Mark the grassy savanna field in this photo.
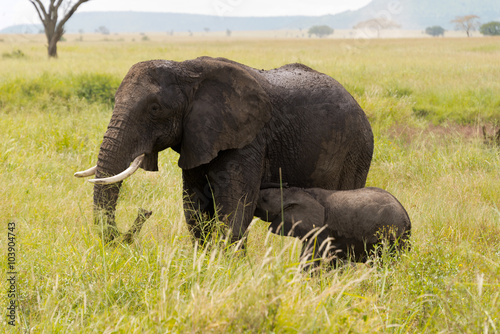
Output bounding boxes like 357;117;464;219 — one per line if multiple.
0;34;499;332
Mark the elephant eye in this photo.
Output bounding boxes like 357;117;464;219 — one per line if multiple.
150;103;161;113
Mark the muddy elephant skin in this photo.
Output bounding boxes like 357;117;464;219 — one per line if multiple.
255;187;411;264
77;57;374;243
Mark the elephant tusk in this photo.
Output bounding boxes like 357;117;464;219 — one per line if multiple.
88;154;145;185
74;165;97;178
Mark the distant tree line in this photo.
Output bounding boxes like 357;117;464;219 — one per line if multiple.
425;15;500;37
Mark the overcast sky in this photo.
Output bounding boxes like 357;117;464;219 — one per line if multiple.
0;0;372;30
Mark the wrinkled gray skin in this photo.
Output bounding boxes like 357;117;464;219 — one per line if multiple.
91;56;373;243
255;187;411;264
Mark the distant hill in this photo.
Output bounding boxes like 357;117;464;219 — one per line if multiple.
324;0;500;30
2;0;499;34
2;13;314;34
1;24;43;34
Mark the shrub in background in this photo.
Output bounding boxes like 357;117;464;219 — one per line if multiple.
480;21;500;35
425;26;445;37
308;25;334;38
0;73;120;110
2;49;26;59
74;73;120;106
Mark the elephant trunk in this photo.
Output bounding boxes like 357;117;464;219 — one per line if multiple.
93;182;121;241
92;112;135;242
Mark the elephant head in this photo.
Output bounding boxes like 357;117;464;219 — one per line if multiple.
255;188;326;238
75;57;271;242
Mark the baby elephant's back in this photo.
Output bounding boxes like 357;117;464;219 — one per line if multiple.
310;187;411;243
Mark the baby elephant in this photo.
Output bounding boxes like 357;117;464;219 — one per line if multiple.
255;187;411;265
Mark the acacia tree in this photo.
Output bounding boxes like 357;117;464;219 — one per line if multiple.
353;18;401;38
451;15;480;37
29;0;90;58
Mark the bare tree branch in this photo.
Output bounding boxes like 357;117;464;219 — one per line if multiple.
27;0;91;57
49;0;60;21
29;0;48;24
57;0;89;33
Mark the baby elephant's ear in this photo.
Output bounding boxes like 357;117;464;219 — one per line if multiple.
179;58;272;169
276;190;325;237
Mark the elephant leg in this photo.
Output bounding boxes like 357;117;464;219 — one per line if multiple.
206;147;264;244
182;168;218;243
337;146;372;190
181;146;264;245
217;191;258;244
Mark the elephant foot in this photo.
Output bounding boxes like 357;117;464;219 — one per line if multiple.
95;219;121;244
98;208;153;244
98;208;152;244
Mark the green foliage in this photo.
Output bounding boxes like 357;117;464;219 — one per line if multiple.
0;72;120;110
2;49;26;59
411;87;500;124
74;73;120;105
308;25;334;38
480;21;500;35
425;25;445;36
386;84;413;98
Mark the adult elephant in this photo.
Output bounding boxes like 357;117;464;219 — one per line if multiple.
75;57;373;244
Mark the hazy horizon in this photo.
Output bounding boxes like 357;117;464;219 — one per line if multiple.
0;0;372;31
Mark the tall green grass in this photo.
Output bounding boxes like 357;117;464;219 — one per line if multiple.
0;72;119;112
0;36;499;332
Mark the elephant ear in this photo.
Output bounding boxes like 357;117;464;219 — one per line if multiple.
178;58;272;169
275;190;326;238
